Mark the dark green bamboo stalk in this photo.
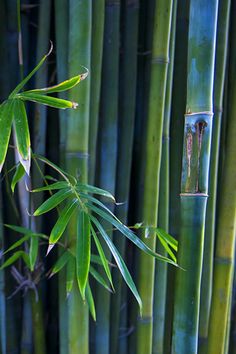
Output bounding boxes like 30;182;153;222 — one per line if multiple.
88;0;105;185
152;1;177;352
55;2;69;353
66;1;91;353
171;1;219;353
0;188;6;354
198;0;231;351
109;1;139;353
136;1;173;353
94;1;120;353
207;5;236;350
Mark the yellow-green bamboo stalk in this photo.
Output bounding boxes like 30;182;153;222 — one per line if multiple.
136;1;173;353
171;1;219;353
66;1;91;353
198;0;231;351
207;5;236;350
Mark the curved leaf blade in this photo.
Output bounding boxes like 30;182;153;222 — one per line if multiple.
76;183;115;202
11;163;25;193
17;92;78;110
89;266;112;293
31;181;69;193
0;100;14;172
29;237;39;271
85;283;96;321
33;188;72;216
50;251;71;277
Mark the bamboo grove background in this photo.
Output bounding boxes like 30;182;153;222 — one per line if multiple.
0;0;235;353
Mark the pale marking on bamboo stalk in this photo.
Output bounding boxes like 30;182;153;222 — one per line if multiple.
196;120;207;191
65;152;89;159
151;57;170;64
186;128;193;178
214;257;233;264
180;193;208;197
185;111;213;116
18;31;23;66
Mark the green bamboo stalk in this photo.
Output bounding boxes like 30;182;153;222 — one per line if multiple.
94;1;120;353
30;291;46;354
66;1;91;353
109;1;139;353
0;188;6;354
207;5;236;350
152;1;177;353
171;1;219;353
54;2;69;353
198;0;231;351
88;0;105;185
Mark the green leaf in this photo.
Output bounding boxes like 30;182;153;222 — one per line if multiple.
0;251;30;270
88;203;177;267
90;216;142;313
155;227;178;251
49;200;78;245
50;251;71;277
85;283;96;321
33;188;72;216
13;99;31;174
66;257;75;297
25;71;88;94
29;237;39;271
17;92;78;110
31;181;69;192
9;43;53;98
11;163;25;193
0;100;14;172
91;227;114;291
3;233;43;255
76;183;115;202
80;193;119;222
89;266;112;293
76;210;91;300
4;224;48;239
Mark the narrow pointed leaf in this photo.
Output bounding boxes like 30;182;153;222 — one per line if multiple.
76;183;115;201
76;210;91;299
11;163;25;193
0;251;30;270
155;227;178;251
90;216;142;313
13;99;31;174
0;100;14;172
17;92;78;110
50;251;71;277
29;237;39;271
33;188;72;216
157;236;177;262
4;224;48;239
49;200;78;244
3;233;43;255
31;181;69;192
91;226;114;290
25;71;88;94
85;283;96;321
89;266;112;293
9;43;53;98
88;203;177;266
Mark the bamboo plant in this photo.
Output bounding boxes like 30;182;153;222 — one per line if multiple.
171;0;219;353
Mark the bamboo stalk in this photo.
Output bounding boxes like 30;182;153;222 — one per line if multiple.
135;1;173;353
88;0;105;185
171;1;219;353
0;188;6;354
198;0;231;351
94;1;120;353
152;1;177;353
207;3;236;350
66;1;92;353
109;1;139;353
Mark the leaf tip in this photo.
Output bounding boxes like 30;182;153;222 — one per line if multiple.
46;243;54;256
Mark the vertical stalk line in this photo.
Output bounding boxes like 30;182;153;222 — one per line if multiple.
207;2;236;351
152;1;177;353
109;1;139;353
171;1;219;353
94;1;120;353
66;1;91;353
0;189;6;354
54;1;69;353
136;1;173;354
88;0;105;185
198;0;231;351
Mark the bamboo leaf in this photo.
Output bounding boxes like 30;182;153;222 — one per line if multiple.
66;256;75;297
76;183;115;202
31;181;69;192
49;200;78;244
9;43;53;98
76;210;91;299
11;163;25;193
17;92;78;110
91;227;114;290
85;283;96;321
0;100;14;172
90;216;142;313
33;188;72;216
13;99;31;174
50;251;71;277
89;265;112;293
88;203;178;266
29;237;39;271
4;224;48;239
0;251;30;270
25;71;88;94
154;227;178;251
3;235;30;254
